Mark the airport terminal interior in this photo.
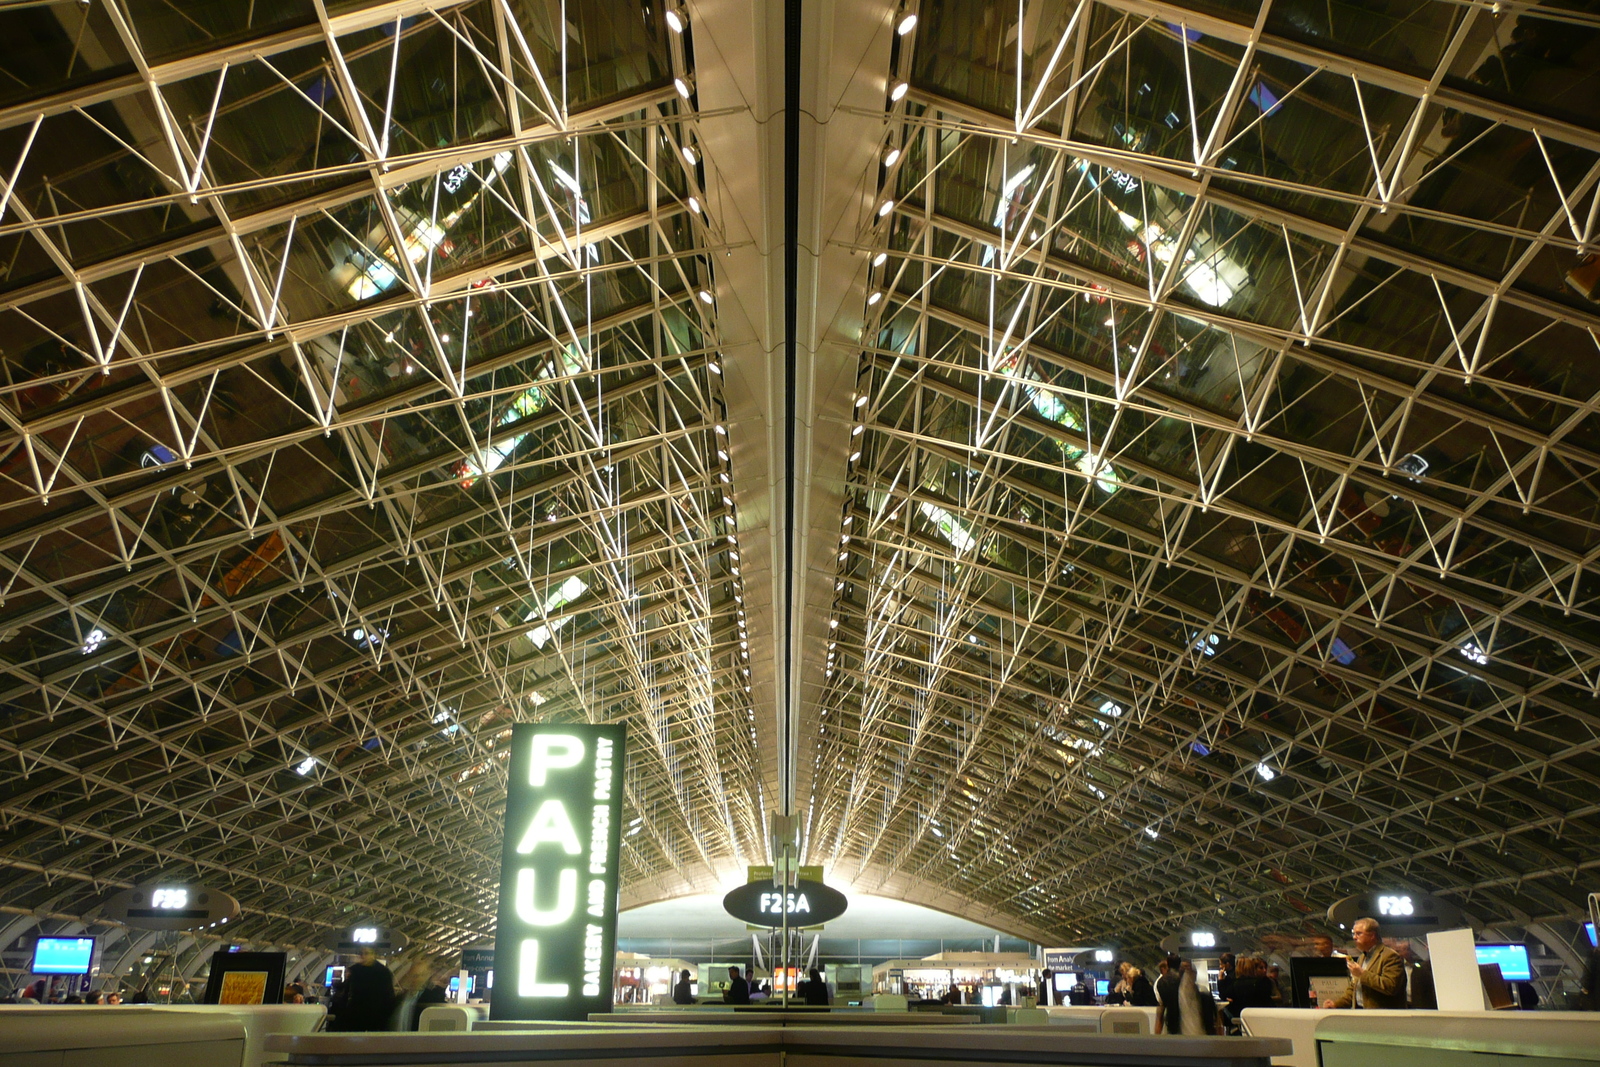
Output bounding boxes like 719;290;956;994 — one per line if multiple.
0;0;1599;1063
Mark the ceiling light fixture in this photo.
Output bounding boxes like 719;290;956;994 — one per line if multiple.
674;77;692;99
878;200;895;217
890;81;909;102
897;13;918;34
666;9;685;32
884;147;901;166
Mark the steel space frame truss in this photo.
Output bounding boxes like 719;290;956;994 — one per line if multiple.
809;0;1600;948
0;0;762;960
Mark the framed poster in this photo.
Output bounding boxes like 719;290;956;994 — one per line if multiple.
1288;956;1351;1008
203;950;285;1006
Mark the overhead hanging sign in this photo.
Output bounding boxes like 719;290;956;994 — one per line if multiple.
492;723;626;1021
101;885;239;930
1327;889;1469;936
1160;930;1235;955
723;879;847;926
323;923;409;956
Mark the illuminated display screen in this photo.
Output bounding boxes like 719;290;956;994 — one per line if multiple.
492;723;626;1021
33;937;95;975
1586;922;1597;948
1474;943;1531;982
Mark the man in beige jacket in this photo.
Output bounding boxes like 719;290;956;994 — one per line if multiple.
1322;917;1407;1009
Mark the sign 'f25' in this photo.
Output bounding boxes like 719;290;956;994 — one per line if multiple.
493;723;626;1020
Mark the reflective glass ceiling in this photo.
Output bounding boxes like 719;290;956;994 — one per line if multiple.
0;0;761;954
0;0;1598;977
813;0;1600;951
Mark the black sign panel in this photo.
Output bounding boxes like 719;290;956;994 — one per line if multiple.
1326;889;1468;936
492;723;625;1021
722;879;848;926
101;885;239;931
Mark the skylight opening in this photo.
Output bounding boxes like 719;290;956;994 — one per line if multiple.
524;575;589;648
918;501;977;553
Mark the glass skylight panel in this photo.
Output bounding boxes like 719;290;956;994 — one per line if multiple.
918;501;978;553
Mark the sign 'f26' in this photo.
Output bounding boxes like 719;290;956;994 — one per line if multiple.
493;723;626;1020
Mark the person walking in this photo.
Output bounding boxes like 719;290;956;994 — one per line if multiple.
333;947;395;1031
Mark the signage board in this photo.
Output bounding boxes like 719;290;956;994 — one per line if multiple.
747;864;824;885
1326;889;1469;936
1041;948;1081;970
1159;930;1234;955
101;884;240;930
492;723;626;1021
723;879;847;926
323;923;409;956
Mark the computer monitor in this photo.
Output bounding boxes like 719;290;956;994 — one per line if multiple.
1586;922;1597;948
31;937;94;975
325;964;346;986
1053;972;1073;991
1096;979;1110;996
1474;943;1531;982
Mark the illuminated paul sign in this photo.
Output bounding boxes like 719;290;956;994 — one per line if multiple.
493;723;625;1021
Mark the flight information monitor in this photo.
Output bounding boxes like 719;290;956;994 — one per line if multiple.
1474;943;1531;982
32;937;95;975
1096;979;1110;996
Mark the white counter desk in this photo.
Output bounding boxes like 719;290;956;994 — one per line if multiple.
1242;1008;1600;1067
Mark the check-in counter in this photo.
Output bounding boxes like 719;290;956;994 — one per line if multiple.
585;1010;977;1025
1242;1008;1600;1067
0;1007;247;1067
161;1003;325;1067
266;1022;1291;1067
417;1004;490;1032
1042;1006;1158;1033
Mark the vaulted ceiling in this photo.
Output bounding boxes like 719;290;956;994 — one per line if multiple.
0;0;1597;972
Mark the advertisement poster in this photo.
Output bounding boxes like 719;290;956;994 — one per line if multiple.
218;970;268;1005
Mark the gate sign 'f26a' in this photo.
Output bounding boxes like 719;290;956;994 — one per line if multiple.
493;723;626;1021
722;879;848;926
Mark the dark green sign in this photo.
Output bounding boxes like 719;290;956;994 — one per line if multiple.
492;723;626;1020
